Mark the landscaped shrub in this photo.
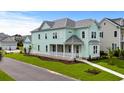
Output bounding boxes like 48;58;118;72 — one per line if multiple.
85;68;101;75
100;51;108;58
113;49;120;57
119;50;124;59
88;55;92;61
16;46;18;49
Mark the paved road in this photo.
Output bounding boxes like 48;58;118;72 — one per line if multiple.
0;58;76;81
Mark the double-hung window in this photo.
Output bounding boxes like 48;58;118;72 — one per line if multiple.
100;32;103;38
93;46;97;54
91;32;96;38
38;45;40;51
53;32;57;39
114;31;117;37
82;31;85;38
45;33;47;39
38;34;40;39
46;45;48;52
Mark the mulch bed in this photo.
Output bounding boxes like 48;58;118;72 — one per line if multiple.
85;69;101;75
24;54;82;64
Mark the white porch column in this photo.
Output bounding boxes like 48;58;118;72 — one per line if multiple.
63;44;65;57
56;44;57;56
71;44;74;58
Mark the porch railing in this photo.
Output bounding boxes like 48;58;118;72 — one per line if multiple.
49;52;79;58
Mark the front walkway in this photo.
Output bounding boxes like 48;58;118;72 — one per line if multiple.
0;57;76;81
76;59;124;79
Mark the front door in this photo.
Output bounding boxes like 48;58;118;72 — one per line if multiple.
75;45;79;58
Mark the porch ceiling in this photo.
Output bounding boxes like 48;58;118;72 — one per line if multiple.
64;35;84;45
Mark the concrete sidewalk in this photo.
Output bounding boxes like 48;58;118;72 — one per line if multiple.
0;57;76;81
77;59;124;79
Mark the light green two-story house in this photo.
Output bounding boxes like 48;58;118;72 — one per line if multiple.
31;18;100;60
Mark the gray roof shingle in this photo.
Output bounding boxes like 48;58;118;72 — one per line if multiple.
31;18;97;33
65;35;84;44
1;36;17;43
0;33;9;41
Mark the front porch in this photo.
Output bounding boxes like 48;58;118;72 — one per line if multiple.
49;35;84;59
49;44;81;58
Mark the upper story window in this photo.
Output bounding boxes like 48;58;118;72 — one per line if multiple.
82;31;85;38
114;31;117;37
45;33;47;39
104;22;106;25
53;32;57;39
91;32;96;38
100;32;103;38
38;34;40;39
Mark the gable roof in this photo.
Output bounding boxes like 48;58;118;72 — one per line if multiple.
23;35;31;42
100;18;124;27
1;36;17;43
0;33;9;41
65;35;84;44
31;18;97;33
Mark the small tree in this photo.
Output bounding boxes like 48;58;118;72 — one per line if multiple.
108;48;114;65
24;48;27;54
0;47;3;61
28;45;32;54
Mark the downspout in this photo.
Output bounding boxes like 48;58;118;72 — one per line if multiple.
118;26;121;49
118;19;122;49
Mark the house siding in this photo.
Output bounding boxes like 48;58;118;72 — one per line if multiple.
31;19;100;59
100;19;120;52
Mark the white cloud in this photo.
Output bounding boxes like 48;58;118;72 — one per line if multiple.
0;12;41;35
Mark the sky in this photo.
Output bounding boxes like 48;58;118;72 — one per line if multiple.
0;11;124;35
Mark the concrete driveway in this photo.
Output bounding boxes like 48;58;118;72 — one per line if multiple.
0;58;76;81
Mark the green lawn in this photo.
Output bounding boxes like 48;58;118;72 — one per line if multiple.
94;58;124;74
5;54;122;81
0;69;14;81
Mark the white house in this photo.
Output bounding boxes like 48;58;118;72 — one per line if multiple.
1;36;17;50
23;35;31;51
100;18;124;52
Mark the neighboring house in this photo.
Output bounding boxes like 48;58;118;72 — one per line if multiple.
31;18;100;60
100;18;124;52
23;35;31;50
0;33;9;48
1;36;17;50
